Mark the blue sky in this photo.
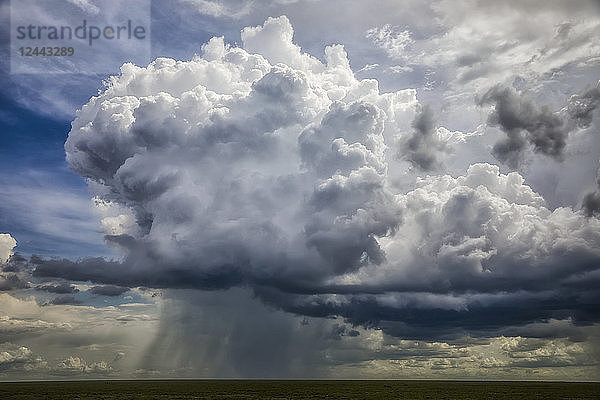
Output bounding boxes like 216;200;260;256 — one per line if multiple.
0;84;103;257
0;0;217;258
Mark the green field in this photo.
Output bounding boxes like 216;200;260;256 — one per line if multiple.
0;380;598;399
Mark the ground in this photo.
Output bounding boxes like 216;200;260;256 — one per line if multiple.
1;380;599;399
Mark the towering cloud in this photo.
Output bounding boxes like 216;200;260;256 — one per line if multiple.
63;16;410;292
51;17;600;337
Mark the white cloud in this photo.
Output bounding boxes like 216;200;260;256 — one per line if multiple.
52;356;112;375
366;0;600;93
65;0;100;15
0;343;47;373
241;16;324;72
372;163;600;289
179;0;254;19
366;24;413;61
63;15;416;289
0;233;16;264
0;315;71;335
356;64;379;74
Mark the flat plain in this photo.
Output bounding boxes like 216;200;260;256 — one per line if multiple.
0;380;598;399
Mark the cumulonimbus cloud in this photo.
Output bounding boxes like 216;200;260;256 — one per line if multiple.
34;16;600;337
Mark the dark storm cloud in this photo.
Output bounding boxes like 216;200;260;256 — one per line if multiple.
253;283;600;341
29;239;600;340
45;295;82;305
325;323;360;341
398;105;446;171
477;85;567;168
0;252;30;291
2;253;28;272
89;284;129;297
32;251;244;290
582;191;600;217
0;273;29;291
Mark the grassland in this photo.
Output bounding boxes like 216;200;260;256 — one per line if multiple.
0;379;598;399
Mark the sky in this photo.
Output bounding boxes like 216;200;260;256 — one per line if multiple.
0;0;600;380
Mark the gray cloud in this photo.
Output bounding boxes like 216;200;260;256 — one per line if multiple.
582;166;600;218
0;251;30;291
374;0;600;94
398;105;446;171
89;285;129;297
45;295;82;306
0;274;29;291
33;255;244;290
568;83;600;129
325;323;361;341
37;282;79;294
0;343;47;373
477;85;568;168
478;84;600;169
582;191;600;218
1;252;27;272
